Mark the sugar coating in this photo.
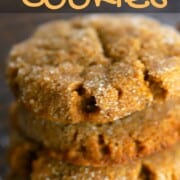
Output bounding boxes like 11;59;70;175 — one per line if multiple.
14;99;180;166
6;15;180;124
8;133;180;180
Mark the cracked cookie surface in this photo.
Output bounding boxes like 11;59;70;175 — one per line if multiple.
8;132;180;180
7;15;180;124
12;99;180;166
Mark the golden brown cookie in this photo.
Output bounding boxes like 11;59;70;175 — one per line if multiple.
13;99;180;166
31;144;180;180
8;133;180;180
7;15;180;124
8;132;39;180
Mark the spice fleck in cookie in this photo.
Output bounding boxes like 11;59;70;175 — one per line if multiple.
13;99;180;166
7;15;180;124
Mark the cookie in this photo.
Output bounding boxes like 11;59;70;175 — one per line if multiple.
8;132;39;180
8;133;180;180
6;15;180;124
13;99;180;166
31;144;180;180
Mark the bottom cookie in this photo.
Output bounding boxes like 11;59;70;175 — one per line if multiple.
15;99;180;166
8;133;180;180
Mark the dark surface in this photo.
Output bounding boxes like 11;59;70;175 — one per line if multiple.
0;13;179;179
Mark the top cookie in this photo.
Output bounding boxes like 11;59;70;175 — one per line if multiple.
7;15;180;124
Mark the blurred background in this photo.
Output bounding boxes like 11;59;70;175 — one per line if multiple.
0;13;179;178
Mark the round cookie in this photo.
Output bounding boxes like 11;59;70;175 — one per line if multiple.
8;133;180;180
7;15;180;124
14;99;180;166
31;144;180;180
8;132;39;180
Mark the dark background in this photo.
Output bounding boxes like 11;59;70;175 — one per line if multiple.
0;0;179;12
0;13;180;178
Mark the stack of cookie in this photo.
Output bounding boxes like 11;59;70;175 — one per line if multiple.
7;15;180;179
